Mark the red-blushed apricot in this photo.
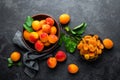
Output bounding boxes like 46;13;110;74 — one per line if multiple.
68;64;79;74
42;24;51;33
35;40;44;52
23;30;30;40
10;51;21;62
50;26;57;35
48;34;58;44
103;38;114;49
29;32;39;43
45;17;54;26
47;57;57;69
40;32;48;42
55;50;67;62
32;20;41;31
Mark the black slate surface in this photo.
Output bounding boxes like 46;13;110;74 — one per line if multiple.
0;0;120;80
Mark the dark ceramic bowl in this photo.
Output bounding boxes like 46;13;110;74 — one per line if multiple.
22;14;60;53
79;34;104;61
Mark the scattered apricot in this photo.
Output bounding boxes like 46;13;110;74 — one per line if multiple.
10;51;21;62
55;50;67;62
48;34;58;44
23;30;30;40
59;13;70;24
103;38;114;49
32;20;41;31
47;57;57;69
68;64;79;74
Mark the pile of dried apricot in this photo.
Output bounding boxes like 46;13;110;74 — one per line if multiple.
77;34;104;60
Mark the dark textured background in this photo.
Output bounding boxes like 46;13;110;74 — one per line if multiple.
0;0;120;80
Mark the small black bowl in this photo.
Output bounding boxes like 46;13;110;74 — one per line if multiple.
79;34;104;61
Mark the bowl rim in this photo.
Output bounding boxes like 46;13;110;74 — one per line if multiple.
22;13;60;53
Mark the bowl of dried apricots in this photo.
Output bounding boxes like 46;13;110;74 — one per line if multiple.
77;34;104;61
22;14;60;53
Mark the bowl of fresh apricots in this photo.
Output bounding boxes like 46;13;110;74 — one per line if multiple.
77;34;104;61
23;14;60;53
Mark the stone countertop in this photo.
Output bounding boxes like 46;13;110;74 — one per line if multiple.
0;0;120;80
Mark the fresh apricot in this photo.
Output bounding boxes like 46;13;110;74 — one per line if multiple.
35;40;44;52
40;32;48;42
29;32;39;43
55;50;67;62
48;34;58;44
68;64;79;74
10;51;21;62
32;20;41;31
50;26;57;35
59;13;70;24
39;20;46;28
44;41;51;47
37;29;43;36
103;38;114;49
23;30;30;40
45;17;54;26
42;24;51;33
47;57;57;69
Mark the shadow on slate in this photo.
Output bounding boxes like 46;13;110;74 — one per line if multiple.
13;30;54;78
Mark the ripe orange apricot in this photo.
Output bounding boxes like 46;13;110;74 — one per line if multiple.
68;64;79;74
47;57;57;69
37;29;43;37
48;34;58;44
40;32;48;42
23;30;30;40
29;32;39;43
39;20;46;28
10;51;21;62
103;38;114;49
50;26;57;35
42;24;51;33
59;13;70;24
44;41;51;47
32;20;41;31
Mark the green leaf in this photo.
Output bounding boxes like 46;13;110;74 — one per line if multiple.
8;58;13;64
70;30;76;35
64;26;71;32
23;24;34;32
58;33;65;46
73;22;84;30
25;16;34;27
73;23;87;35
17;62;22;66
8;63;13;67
